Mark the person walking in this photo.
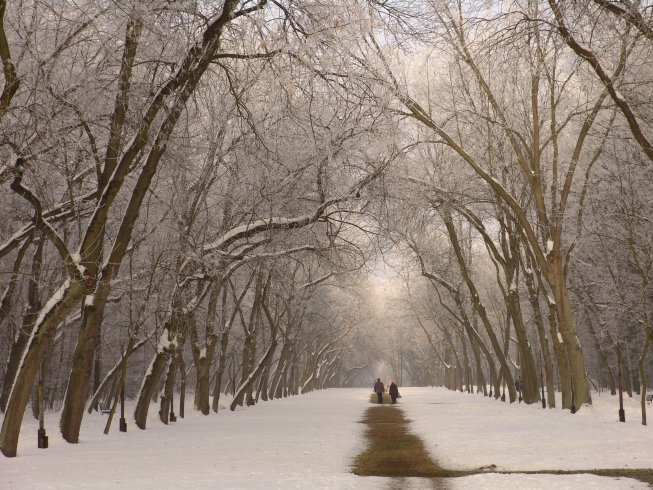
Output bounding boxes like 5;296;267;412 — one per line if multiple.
388;381;400;404
373;378;384;404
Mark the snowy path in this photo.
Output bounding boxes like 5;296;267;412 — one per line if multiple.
1;387;651;489
400;387;652;489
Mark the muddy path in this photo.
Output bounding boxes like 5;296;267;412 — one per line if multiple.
353;395;653;487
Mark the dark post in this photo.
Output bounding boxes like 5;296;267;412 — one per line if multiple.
179;355;186;418
37;361;48;449
516;354;522;403
93;346;101;410
618;345;625;422
119;382;127;432
179;389;185;419
169;390;177;422
540;363;546;409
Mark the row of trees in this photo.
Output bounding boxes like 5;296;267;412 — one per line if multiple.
359;0;652;423
0;0;651;458
0;0;396;457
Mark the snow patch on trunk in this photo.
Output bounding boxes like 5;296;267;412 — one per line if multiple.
8;279;71;403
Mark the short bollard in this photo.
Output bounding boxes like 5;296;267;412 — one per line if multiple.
119;383;127;432
37;361;48;449
37;428;48;449
169;391;177;422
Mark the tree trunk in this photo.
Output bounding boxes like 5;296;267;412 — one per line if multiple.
1;280;84;457
194;355;210;415
87;338;144;413
442;211;517;402
524;266;556;407
548;297;572;408
134;349;169;430
179;353;186;418
471;337;486;395
133;321;183;431
159;354;179;425
548;255;591;409
270;342;291;399
233;274;264;408
60;281;110;443
0;239;42;413
507;288;540;404
459;330;472;393
245;325;259;407
211;333;230;412
230;337;277;411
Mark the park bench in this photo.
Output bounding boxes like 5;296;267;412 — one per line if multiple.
646;393;653;404
99;399;113;415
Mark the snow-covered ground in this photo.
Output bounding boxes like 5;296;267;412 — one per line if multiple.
1;387;650;489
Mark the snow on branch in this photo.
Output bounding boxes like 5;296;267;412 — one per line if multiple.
203;196;349;254
0;186;98;261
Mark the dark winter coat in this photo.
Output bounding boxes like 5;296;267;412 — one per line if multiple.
389;383;399;398
374;380;384;393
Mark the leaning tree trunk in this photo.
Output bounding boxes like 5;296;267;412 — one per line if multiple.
430;273;498;397
59;13;146;443
230;336;277;411
442;211;517;402
269;342;291;399
87;338;145;413
134;352;168;430
134;327;178;430
255;365;270;403
1;280;85;457
0;238;41;413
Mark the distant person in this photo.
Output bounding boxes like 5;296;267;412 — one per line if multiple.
388;381;400;404
373;378;384;404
